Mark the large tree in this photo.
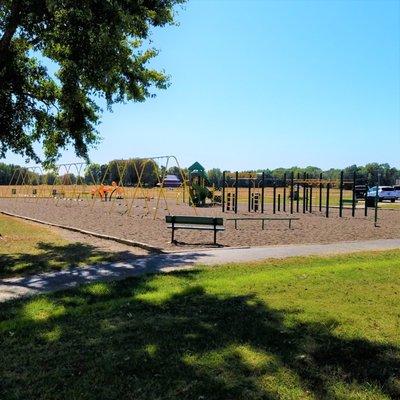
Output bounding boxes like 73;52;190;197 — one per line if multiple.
0;0;183;165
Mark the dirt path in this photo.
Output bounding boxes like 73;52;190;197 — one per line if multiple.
1;238;399;303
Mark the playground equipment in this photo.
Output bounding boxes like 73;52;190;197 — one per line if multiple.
3;155;196;219
6;163;89;204
91;181;124;201
226;192;236;211
221;172;271;214
2;160;385;225
188;161;212;207
251;192;260;212
220;170;380;221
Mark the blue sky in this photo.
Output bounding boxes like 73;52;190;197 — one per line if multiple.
6;0;400;170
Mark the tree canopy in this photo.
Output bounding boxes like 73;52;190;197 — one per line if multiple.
0;0;183;165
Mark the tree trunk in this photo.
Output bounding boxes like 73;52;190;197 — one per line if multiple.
0;1;22;68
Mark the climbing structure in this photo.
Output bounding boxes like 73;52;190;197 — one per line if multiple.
187;161;212;206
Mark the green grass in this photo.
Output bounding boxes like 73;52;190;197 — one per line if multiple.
0;214;117;278
1;251;399;399
378;202;400;210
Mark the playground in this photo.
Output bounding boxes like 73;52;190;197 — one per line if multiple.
1;158;399;251
0;197;399;250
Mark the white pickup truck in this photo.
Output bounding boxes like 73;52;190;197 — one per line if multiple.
367;186;398;202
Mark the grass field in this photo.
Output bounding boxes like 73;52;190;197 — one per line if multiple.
378;202;400;210
0;214;115;278
1;251;399;399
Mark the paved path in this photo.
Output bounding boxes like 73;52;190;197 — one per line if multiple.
1;238;399;302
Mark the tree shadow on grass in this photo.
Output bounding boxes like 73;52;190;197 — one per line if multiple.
0;241;137;278
0;274;399;400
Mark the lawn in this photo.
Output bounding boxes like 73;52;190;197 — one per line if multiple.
1;250;399;399
0;214;116;277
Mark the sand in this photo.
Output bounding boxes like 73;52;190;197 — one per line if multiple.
0;197;399;251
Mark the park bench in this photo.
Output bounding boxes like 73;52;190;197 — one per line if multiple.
166;215;225;245
226;216;299;230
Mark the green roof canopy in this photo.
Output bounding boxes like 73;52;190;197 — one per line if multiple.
188;161;209;182
188;161;205;173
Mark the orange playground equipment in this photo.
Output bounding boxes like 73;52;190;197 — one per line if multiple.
91;181;124;201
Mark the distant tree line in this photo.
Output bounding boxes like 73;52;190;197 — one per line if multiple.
1;161;399;188
206;164;400;188
1;159;189;187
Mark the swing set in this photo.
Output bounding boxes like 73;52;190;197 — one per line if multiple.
3;155;197;219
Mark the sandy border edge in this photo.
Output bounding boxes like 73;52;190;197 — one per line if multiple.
0;210;164;254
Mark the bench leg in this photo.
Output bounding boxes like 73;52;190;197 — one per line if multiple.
171;226;175;243
214;226;217;245
289;220;292;229
262;220;265;230
235;220;238;230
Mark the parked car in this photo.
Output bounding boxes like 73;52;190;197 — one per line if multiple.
367;186;397;202
394;186;400;199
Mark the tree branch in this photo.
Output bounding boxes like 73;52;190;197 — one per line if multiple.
23;90;60;112
0;0;22;54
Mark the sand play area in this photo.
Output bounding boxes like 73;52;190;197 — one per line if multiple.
1;197;399;251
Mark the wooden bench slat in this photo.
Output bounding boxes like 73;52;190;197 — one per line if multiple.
166;215;223;225
167;224;225;231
